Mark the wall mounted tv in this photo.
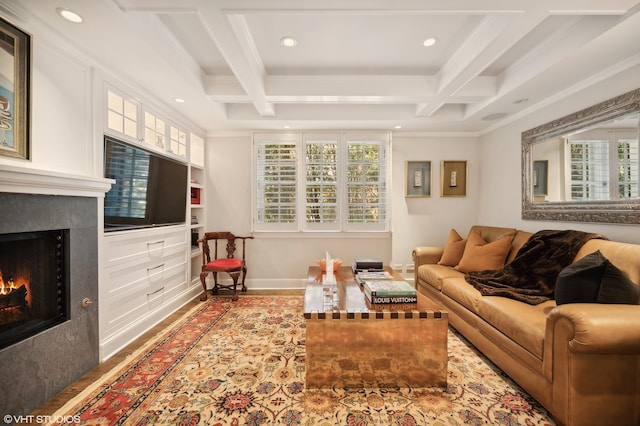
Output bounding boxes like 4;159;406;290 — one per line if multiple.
104;136;188;232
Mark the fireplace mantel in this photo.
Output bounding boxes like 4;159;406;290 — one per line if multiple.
0;165;113;198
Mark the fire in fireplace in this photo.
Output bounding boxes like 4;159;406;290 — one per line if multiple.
0;229;69;350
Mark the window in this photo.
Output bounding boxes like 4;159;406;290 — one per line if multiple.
345;139;388;229
568;130;639;200
170;125;187;158
253;132;390;232
106;88;138;140
255;134;299;230
144;111;166;149
618;137;639;198
305;134;339;228
569;139;609;200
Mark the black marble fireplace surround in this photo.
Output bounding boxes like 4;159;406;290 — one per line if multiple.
0;192;99;417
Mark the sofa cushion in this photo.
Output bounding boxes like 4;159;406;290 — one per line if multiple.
418;264;465;291
441;276;483;314
438;228;467;266
455;229;513;273
507;231;533;264
477;297;554;360
555;250;640;305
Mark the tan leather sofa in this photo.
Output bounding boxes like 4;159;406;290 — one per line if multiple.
412;225;640;426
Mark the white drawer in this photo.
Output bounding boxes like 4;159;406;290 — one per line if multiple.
101;225;189;339
102;261;188;337
104;226;187;267
103;242;187;296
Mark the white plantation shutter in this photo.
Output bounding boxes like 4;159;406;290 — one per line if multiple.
569;130;639;200
304;134;339;230
253;132;390;232
344;137;388;231
254;135;300;231
569;139;609;200
618;137;639;199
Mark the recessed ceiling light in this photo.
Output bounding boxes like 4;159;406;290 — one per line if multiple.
283;125;291;129
280;36;298;47
394;125;402;129
57;8;83;23
173;97;185;104
423;37;437;47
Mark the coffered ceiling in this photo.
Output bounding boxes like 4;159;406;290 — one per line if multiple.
7;0;640;134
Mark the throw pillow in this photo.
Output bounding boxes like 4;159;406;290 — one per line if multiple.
438;228;467;266
597;256;640;304
555;250;640;305
455;229;512;273
555;250;605;305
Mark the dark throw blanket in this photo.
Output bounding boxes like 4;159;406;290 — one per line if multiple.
465;230;606;305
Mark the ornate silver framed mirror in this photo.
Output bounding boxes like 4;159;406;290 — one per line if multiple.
522;88;640;224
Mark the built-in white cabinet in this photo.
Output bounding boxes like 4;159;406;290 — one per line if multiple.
106;87;139;141
100;84;206;361
189;133;206;287
100;225;197;359
105;85;188;161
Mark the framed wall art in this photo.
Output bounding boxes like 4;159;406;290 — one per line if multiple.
0;17;31;160
405;161;431;197
533;160;548;196
441;160;467;197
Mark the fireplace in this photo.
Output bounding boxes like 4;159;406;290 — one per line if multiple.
0;229;69;350
0;187;106;417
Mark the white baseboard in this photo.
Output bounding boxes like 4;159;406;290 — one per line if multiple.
208;277;412;290
205;277;307;291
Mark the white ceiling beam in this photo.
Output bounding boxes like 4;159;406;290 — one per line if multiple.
117;0;638;18
204;74;495;104
215;0;636;15
464;10;639;119
453;76;497;98
204;75;249;102
194;6;275;116
265;75;436;98
225;103;418;121
416;12;548;117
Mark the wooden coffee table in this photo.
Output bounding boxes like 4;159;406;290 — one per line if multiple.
304;265;448;389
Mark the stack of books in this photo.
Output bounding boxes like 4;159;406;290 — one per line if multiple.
355;269;393;285
352;257;384;273
362;279;417;305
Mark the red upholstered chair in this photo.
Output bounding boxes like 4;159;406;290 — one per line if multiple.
199;232;253;301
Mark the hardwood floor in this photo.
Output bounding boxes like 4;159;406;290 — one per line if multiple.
30;290;303;418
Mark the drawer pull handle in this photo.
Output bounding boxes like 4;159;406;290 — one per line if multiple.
147;286;165;296
147;240;165;256
147;263;165;272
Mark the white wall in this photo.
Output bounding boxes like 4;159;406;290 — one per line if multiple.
390;135;480;270
0;36;96;177
206;133;480;286
478;65;640;243
207;134;391;288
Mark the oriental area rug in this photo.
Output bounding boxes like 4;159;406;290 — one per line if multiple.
50;296;555;425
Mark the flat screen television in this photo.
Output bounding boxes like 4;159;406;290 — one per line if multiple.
104;136;188;231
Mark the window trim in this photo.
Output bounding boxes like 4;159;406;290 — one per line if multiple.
252;131;391;233
252;133;302;232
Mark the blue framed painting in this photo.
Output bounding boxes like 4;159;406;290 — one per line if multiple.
0;16;31;160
